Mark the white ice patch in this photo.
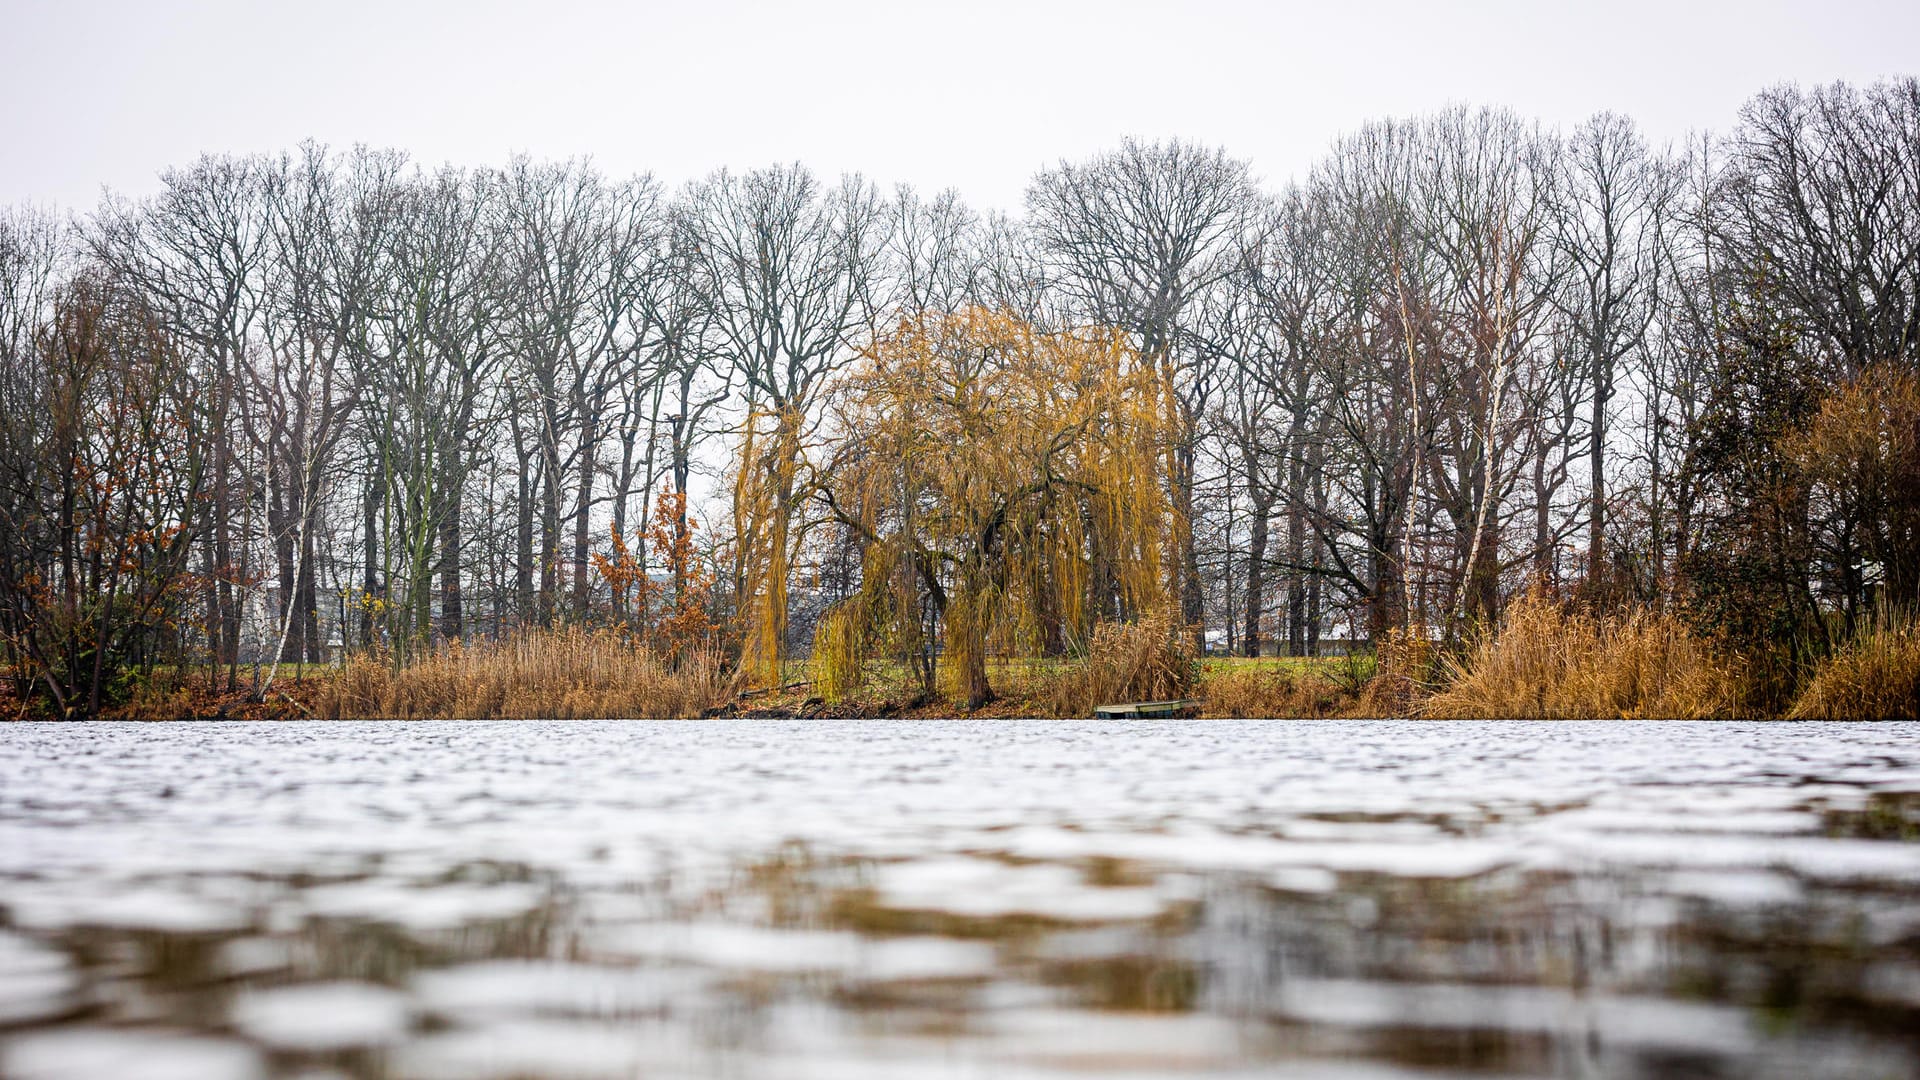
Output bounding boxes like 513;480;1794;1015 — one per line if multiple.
411;961;688;1018
2;1028;263;1080
603;923;867;972
1269;866;1341;893
7;886;250;934
1559;833;1920;883
1281;819;1447;842
982;1007;1252;1069
0;931;77;1025
229;981;411;1051
1547;808;1822;835
1268;979;1755;1054
388;1019;646;1080
871;857;1167;921
597;922;998;981
859;937;999;981
1661;869;1804;906
298;880;543;930
986;826;1519;880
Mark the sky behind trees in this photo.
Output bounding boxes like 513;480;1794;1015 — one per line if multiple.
4;0;1917;214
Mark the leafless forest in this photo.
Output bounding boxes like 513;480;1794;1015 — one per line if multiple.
2;77;1916;718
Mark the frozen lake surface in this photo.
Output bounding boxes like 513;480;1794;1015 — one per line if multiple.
2;720;1918;1079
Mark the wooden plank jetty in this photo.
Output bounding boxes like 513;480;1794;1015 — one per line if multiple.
1092;699;1194;719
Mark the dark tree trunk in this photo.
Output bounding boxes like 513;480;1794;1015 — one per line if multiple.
571;419;596;621
439;486;463;643
361;447;382;651
515;441;536;626
1242;496;1269;658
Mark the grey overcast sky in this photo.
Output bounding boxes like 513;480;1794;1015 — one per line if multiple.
3;0;1916;213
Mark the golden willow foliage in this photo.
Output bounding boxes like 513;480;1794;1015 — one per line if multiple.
1782;364;1920;608
732;405;803;688
812;308;1178;708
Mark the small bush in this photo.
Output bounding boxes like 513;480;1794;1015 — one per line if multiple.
1789;615;1920;719
1423;593;1744;719
318;628;735;719
119;667;201;721
1035;610;1195;718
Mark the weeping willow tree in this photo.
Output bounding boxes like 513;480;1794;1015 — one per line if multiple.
731;404;804;689
811;308;1178;708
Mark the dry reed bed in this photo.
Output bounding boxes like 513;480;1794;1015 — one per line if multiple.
1422;594;1745;719
1789;617;1920;719
1034;611;1196;718
311;602;1911;721
1199;665;1348;718
319;629;734;719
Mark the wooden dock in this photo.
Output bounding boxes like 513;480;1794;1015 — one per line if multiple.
1092;699;1195;719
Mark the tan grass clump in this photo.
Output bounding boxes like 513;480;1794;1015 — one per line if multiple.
319;627;735;719
1353;625;1438;718
1035;610;1196;718
1788;615;1920;719
1422;594;1743;719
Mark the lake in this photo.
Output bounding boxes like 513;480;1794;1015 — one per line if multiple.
2;720;1918;1079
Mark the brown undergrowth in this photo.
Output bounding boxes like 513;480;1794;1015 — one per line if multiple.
22;603;1906;722
0;666;332;721
1351;626;1437;718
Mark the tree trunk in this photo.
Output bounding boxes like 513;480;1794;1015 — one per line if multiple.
439;487;463;643
1588;352;1608;598
360;448;382;651
571;421;597;620
515;445;536;626
1242;495;1269;658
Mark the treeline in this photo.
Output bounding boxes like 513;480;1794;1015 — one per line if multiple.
1;77;1916;717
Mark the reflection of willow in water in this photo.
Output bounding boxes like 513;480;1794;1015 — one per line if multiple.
37;849;1920;1076
15;843;1920;1079
1197;857;1920;1076
33;860;574;1023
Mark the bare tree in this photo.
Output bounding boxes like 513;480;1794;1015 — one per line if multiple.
86;156;268;685
681;164;886;681
1028;139;1259;641
1721;79;1920;372
1555;112;1674;598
